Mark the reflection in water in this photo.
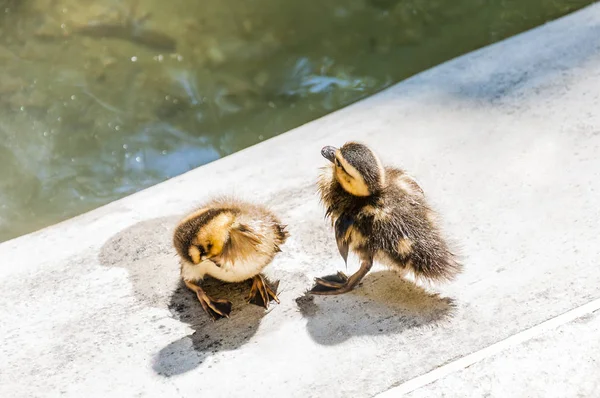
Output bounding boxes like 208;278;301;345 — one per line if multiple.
0;0;594;241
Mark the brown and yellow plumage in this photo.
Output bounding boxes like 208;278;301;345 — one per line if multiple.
310;142;462;295
173;196;288;320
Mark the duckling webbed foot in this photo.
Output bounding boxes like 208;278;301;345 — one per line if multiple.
184;280;232;321
309;258;373;295
313;271;349;289
247;275;280;309
310;272;356;295
198;294;232;321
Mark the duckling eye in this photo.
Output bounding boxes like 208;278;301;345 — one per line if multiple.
207;243;213;251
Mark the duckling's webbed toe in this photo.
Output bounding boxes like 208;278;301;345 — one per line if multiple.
309;273;349;294
309;258;373;295
313;271;349;289
247;275;280;309
184;280;232;321
200;298;233;321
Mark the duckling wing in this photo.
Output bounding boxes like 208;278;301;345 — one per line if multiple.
334;214;354;265
386;167;425;198
221;224;262;263
403;174;424;196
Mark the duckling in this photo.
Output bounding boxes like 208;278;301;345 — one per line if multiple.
173;197;289;320
309;142;462;295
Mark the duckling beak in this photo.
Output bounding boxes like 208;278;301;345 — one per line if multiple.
321;146;337;163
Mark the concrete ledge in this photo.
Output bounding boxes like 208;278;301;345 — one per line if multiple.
2;4;600;397
405;309;600;397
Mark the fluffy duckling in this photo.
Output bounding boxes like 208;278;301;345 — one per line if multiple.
309;142;461;295
173;197;288;320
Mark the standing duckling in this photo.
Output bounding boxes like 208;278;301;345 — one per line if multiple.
173;197;288;320
309;142;461;295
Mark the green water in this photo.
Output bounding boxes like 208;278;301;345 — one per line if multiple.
0;0;594;242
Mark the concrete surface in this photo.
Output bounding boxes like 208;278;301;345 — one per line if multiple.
2;4;600;398
403;307;600;397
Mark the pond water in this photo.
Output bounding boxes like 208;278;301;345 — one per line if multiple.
0;0;594;242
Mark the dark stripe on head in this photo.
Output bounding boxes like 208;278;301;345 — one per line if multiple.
173;208;225;262
340;142;383;192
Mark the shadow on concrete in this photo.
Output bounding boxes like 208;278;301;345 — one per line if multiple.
297;270;456;346
98;216;180;307
152;277;274;376
98;216;269;377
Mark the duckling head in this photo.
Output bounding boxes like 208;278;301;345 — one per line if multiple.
174;210;235;264
321;142;385;197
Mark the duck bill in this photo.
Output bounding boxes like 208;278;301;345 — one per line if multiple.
321;146;337;163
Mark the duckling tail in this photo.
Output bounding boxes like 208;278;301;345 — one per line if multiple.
276;224;290;243
410;245;463;283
